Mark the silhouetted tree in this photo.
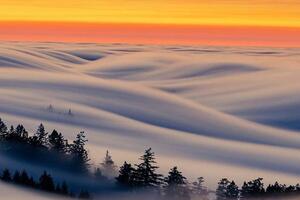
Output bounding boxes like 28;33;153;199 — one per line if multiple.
55;183;62;194
240;178;265;199
0;118;7;139
13;170;21;184
47;104;54;112
20;170;30;185
68;109;73;116
48;129;66;153
266;181;286;196
39;171;55;192
31;123;48;146
69;131;90;173
133;148;162;188
100;150;117;177
6;125;15;140
94;167;107;181
164;166;190;200
216;178;230;200
226;181;239;199
1;169;12;182
192;177;209;200
78;189;91;199
11;124;28;142
61;181;69;195
28;176;36;187
116;161;135;188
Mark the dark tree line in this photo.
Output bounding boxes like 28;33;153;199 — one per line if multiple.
116;148;207;200
1;117;300;200
0;168;90;199
0;118;90;173
216;177;300;200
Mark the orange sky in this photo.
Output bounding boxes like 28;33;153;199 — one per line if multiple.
0;0;300;47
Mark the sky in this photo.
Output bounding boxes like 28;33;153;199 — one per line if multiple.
0;0;300;47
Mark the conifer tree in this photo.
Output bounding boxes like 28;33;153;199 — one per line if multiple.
69;131;90;173
100;150;117;177
226;181;239;199
116;161;135;188
216;178;230;200
20;170;30;185
39;171;55;192
240;178;265;199
192;177;209;200
55;183;62;194
164;166;190;200
133;148;162;188
13;170;21;184
48;129;66;153
61;181;69;195
1;169;12;182
78;189;91;199
0;118;7;139
32;123;48;146
15;124;28;141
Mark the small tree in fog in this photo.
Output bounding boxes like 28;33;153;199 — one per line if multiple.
100;150;117;177
192;177;209;200
164;166;190;200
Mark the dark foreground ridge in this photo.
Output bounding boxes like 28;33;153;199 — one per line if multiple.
0;117;300;200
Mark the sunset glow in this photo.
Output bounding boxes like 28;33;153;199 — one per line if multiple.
1;0;300;46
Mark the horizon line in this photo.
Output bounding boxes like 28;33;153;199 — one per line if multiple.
1;21;300;48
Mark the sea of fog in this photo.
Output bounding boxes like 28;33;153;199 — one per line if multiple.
0;42;300;198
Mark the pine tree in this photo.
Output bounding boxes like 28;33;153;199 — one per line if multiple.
94;167;107;181
69;131;90;173
78;189;91;199
133;148;162;188
47;104;54;112
34;123;48;146
216;178;230;200
192;177;209;200
240;178;265;199
39;171;55;192
266;181;286;196
28;176;36;187
0;118;7;139
116;161;135;188
100;150;117;177
1;169;12;182
61;181;69;195
6;125;15;140
15;124;28;141
164;166;190;200
13;170;21;184
20;170;30;186
48;129;66;153
55;183;62;194
226;181;239;199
